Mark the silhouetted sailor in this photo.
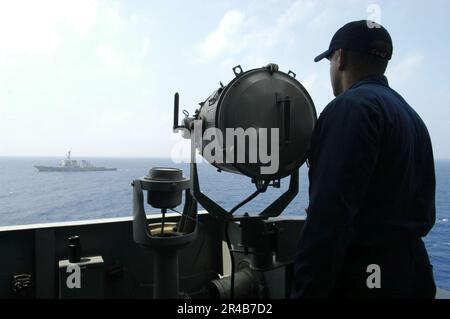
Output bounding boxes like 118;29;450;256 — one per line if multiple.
291;20;436;298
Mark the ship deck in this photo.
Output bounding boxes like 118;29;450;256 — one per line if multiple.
0;212;448;299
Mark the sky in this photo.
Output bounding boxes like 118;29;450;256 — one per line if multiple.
0;0;449;159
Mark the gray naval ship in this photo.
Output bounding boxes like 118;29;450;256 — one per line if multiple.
0;64;448;300
34;151;117;172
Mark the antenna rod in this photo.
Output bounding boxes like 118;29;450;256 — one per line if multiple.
173;93;179;131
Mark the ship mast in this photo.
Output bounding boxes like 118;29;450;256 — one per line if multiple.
67;150;71;160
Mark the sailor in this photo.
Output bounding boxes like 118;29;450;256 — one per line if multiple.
291;20;436;298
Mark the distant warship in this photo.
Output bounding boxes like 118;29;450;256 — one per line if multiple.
34;151;117;172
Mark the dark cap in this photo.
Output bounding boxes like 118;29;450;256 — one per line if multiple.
314;20;393;62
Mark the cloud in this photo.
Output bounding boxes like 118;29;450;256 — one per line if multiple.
301;72;318;93
0;1;147;74
79;108;175;157
197;0;319;66
95;35;151;76
278;0;317;27
200;10;246;61
307;8;332;30
104;5;121;28
387;51;424;85
299;71;335;112
95;44;132;74
63;0;98;37
393;51;424;70
96;45;120;70
0;0;98;60
139;36;151;59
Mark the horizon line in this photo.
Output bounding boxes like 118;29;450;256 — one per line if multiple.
1;155;450;161
0;155;174;159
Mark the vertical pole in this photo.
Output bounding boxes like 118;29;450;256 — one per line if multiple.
161;208;166;234
153;249;179;299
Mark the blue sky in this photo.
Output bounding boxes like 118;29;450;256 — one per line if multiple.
0;0;449;159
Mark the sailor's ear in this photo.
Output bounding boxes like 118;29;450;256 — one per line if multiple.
337;49;346;71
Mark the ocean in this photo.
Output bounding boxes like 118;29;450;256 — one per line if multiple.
0;157;448;291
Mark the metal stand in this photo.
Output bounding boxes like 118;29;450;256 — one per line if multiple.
190;158;299;222
132;168;197;299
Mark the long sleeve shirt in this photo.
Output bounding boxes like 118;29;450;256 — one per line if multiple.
291;75;436;298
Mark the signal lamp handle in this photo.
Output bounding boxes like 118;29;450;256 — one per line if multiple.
173;92;180;132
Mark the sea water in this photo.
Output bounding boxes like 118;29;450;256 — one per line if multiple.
0;157;448;290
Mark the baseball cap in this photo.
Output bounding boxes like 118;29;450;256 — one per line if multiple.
314;20;393;62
